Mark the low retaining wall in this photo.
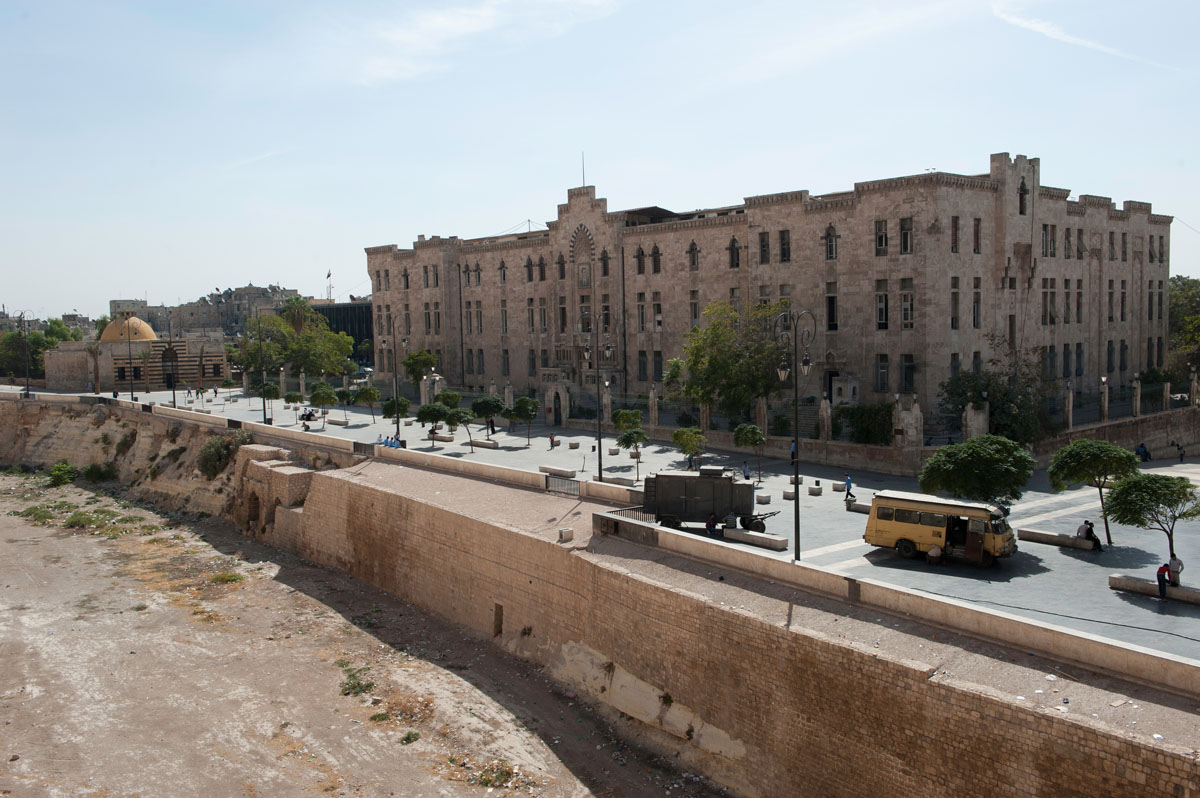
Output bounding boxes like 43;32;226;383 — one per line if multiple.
597;513;1200;699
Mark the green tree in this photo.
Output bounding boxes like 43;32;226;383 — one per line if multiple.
733;423;765;481
472;396;505;439
673;426;708;472
308;382;337;429
435;390;461;408
1048;439;1141;545
445;407;476;451
336;388;353;421
416;403;449;447
383;396;411;421
286;328;355;378
355;338;373;363
616;426;650;481
1104;473;1200;560
612;408;642;434
93;314;111;334
354;385;381;422
403;349;438;394
918;434;1034;506
44;318;82;344
503;396;540;445
260;382;281;421
278;296;323;335
284;390;303;425
664;300;788;420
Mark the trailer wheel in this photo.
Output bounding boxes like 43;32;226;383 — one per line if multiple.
660;516;680;529
749;519;766;533
896;539;917;559
739;516;751;529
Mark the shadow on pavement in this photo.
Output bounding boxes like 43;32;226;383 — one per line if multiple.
1060;544;1159;571
860;547;1051;582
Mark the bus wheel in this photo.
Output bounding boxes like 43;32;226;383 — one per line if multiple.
896;539;917;559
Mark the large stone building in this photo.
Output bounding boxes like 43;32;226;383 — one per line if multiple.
365;153;1172;420
111;283;299;338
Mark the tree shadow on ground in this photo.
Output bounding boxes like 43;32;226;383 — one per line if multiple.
1059;544;1160;571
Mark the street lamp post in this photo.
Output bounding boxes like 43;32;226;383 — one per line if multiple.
581;310;612;482
165;317;178;408
125;314;135;401
19;312;31;399
256;308;268;424
383;324;407;440
774;308;816;561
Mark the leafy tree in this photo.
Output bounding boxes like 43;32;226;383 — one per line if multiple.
435;390;461;408
445;407;476;451
503;396;540;445
307;382;337;429
1105;473;1200;559
260;382;280;420
48;460;78;486
287;328;355;378
93;314;111;333
918;434;1034;507
664;300;788;421
403;349;438;394
382;396;411;421
733;423;765;481
284;391;303;424
278;296;323;335
354;385;381;422
1169;274;1200;347
336;388;352;421
416;403;449;447
612;408;642;434
937;334;1056;445
616;427;650;481
834;402;895;445
235;313;354;380
673;426;708;472
355;338;373;363
1048;439;1141;545
472;396;505;439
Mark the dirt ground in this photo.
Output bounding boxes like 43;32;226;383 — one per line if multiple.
0;472;727;798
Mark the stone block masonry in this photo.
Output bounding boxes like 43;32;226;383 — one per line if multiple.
248;460;1197;798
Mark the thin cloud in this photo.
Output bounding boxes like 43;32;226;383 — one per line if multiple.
222;148;295;170
992;1;1179;70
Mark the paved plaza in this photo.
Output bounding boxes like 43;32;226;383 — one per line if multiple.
9;384;1200;661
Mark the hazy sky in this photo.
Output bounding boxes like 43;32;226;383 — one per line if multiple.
2;0;1198;320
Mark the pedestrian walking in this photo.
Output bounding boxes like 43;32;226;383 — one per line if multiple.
705;512;719;537
1156;563;1170;600
789;440;796;465
742;461;751;480
843;473;856;501
549;432;556;449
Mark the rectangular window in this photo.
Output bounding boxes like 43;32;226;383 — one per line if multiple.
950;352;960;377
826;281;838;331
900;354;915;393
1064;228;1072;260
477;349;484;373
1041;278;1049;325
502;349;510;376
690;289;700;326
1076;343;1084;377
653;351;663;382
465;302;472;334
423;265;429;288
1107;340;1115;373
759;231;769;264
1049;224;1056;257
1077;229;1084;259
1108;280;1114;322
1120;339;1127;372
637;292;646;332
1063;344;1071;379
900;278;914;330
1076;280;1083;324
1050;278;1057;324
950;216;959;253
433;265;439;287
1121;232;1127;262
972;277;981;329
1149;282;1155;321
476;302;482;334
637;351;648;381
973;218;981;254
527;298;534;333
1009;314;1016;348
1148;338;1155;367
900;217;913;254
1159;282;1164;322
375;270;381;291
602;295;611;331
1041;224;1049;257
528;349;536;376
1120;280;1126;322
466;349;474;374
652;291;663;330
874;354;889;392
972;351;982;374
825;227;837;260
541;349;549;368
1159;235;1165;262
539;299;547;332
875;220;888;256
424;303;431;334
433;303;440;333
501;300;508;334
1109;231;1115;261
402;271;409;290
558;297;567;334
384;269;390;290
875;280;889;330
404;305;411;335
779;230;791;262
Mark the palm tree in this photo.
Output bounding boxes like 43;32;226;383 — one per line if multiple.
279;296;314;335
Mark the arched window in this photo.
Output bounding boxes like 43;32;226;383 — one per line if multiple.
687;241;700;270
1018;177;1029;216
728;237;740;269
556;253;566;280
650;245;661;273
635;247;646;274
824;225;838;261
599;249;610;277
498;260;507;284
525;257;533;282
537;256;546;281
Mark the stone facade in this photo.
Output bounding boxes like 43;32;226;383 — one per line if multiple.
111;283;299;338
365;153;1172;417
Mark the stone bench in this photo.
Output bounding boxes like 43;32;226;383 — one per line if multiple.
608;447;619;456
1018;528;1095;550
327;417;349;426
783;489;795;500
471;439;499;449
722;526;788;551
430;433;455;442
538;465;577;478
193;408;211;415
228;397;239;403
790;475;803;485
568;441;580;449
1109;574;1200;605
845;501;871;514
755;494;771;505
404;419;414;426
808;485;822;496
832;482;845;492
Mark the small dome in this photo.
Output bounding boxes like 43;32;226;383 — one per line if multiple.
100;313;157;343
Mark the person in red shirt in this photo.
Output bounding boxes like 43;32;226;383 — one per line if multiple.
1156;563;1170;601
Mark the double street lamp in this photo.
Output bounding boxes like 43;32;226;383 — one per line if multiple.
382;325;407;440
580;309;612;482
774;307;816;561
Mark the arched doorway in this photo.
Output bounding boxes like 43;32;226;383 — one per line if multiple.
161;346;178;389
553;392;562;426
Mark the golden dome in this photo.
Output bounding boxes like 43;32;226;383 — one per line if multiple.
100;313;157;343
